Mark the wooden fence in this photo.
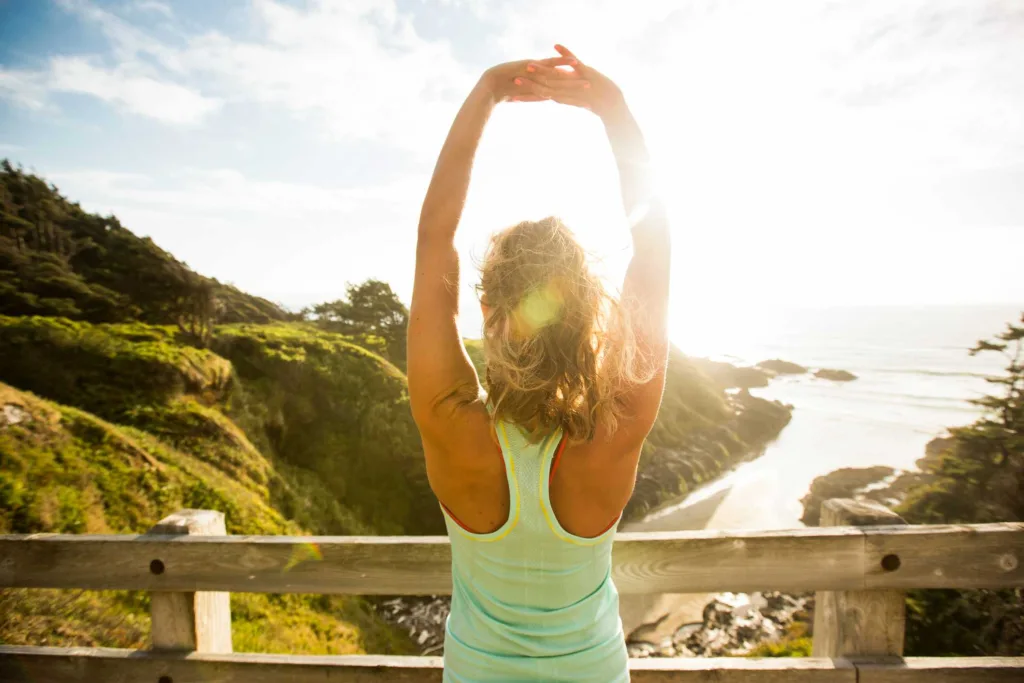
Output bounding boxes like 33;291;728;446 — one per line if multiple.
1;499;1022;681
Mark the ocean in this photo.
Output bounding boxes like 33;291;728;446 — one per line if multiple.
650;304;1023;531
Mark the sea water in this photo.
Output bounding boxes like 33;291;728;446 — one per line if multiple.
657;304;1022;530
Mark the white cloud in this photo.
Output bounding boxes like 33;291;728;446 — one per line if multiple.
8;0;1024;310
177;0;473;154
46;56;221;124
46;166;425;302
49;166;412;214
8;0;472;151
487;0;1024;176
0;1;217;127
0;68;50;110
55;0;180;67
128;1;173;19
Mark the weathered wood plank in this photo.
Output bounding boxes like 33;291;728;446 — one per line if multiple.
0;534;455;595
148;510;233;653
0;646;444;683
3;647;1022;682
813;500;907;658
630;656;855;682
863;522;1024;590
0;647;863;682
0;524;1020;595
855;656;1024;682
613;528;864;594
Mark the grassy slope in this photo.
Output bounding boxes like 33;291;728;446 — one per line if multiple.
213;323;440;535
0;316;433;652
0;382;413;654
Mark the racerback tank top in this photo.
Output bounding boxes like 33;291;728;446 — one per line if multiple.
440;419;628;682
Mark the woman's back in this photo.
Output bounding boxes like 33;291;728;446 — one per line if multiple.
442;420;627;683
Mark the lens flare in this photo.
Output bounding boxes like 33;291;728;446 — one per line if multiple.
283;542;323;572
513;280;564;336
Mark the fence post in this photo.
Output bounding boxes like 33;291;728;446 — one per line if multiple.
147;509;233;653
812;498;907;658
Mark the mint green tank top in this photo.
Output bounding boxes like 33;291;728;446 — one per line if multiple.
440;420;628;683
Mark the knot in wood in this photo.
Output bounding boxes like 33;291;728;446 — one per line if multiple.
880;554;901;572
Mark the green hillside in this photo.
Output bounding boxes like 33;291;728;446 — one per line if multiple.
0;160;285;325
0;381;413;654
0;315;438;536
0;315;436;651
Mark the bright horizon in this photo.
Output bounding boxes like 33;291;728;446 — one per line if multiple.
2;0;1022;345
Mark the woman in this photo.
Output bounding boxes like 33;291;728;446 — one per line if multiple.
408;44;670;682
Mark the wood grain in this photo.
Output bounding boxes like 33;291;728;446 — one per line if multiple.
0;647;858;682
863;522;1024;590
148;510;233;654
1;523;1021;595
2;647;1020;683
813;499;907;658
629;656;856;682
855;656;1024;682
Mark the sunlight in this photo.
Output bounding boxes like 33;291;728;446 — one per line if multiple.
446;2;1024;343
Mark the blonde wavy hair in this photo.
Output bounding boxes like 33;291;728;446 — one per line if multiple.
478;216;656;443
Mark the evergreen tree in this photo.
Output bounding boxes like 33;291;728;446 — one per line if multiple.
900;312;1023;656
306;279;408;369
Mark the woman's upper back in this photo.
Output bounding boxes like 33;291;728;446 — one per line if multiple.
427;397;645;541
442;419;623;656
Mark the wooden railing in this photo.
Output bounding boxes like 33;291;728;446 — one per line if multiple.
1;499;1022;681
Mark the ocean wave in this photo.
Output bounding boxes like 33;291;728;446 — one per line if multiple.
872;368;994;379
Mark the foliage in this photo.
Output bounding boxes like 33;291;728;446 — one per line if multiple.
213;323;441;535
895;312;1024;656
0;381;416;654
0;315;434;535
0;160;285;326
745;619;813;657
748;638;813;657
0;315;231;422
304;279;409;369
625;350;790;520
899;313;1023;525
904;588;1023;656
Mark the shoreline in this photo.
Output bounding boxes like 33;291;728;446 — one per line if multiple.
618;481;738;642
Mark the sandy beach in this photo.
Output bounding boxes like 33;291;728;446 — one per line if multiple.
616;441;824;644
618;487;734;643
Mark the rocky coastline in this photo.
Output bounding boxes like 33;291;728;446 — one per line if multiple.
374;591;815;659
627;592;813;658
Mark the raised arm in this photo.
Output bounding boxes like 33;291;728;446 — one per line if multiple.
408;58;573;441
522;46;671;443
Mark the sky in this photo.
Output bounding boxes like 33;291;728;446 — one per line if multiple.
1;0;1022;340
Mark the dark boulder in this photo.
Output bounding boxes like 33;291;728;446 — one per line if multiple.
814;368;857;381
756;359;808;374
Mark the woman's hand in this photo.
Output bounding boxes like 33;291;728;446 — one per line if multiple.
516;44;626;119
479;57;576;103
